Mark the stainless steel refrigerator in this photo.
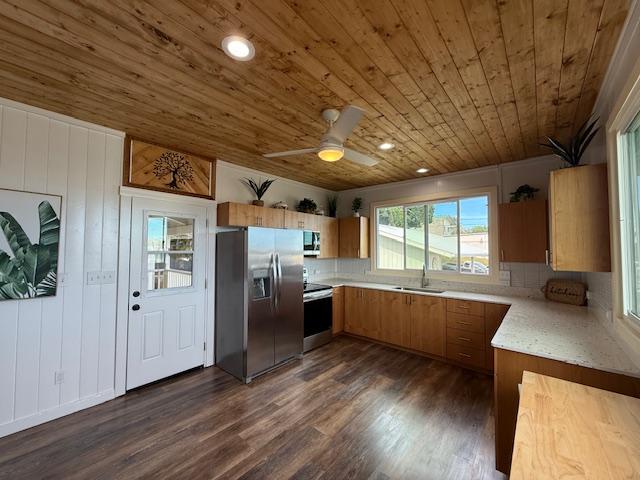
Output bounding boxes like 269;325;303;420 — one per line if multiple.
215;227;304;383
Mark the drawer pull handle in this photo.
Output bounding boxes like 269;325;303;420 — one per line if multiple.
458;353;471;358
458;337;472;342
457;321;472;326
458;305;470;309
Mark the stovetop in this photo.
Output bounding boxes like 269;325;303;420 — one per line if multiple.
303;282;333;294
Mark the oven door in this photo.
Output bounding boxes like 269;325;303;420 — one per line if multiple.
303;292;333;351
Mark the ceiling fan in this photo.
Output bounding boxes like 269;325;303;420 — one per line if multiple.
263;105;379;167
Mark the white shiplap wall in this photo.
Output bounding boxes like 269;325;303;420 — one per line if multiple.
0;98;124;437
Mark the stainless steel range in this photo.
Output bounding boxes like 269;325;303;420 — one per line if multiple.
303;270;333;352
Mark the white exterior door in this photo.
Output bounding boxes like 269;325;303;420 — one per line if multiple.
126;197;207;389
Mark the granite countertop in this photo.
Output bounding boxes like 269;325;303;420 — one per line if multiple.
320;278;640;379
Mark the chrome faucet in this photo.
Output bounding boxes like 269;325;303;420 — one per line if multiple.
421;264;429;288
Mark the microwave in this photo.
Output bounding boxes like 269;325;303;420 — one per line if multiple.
303;230;320;256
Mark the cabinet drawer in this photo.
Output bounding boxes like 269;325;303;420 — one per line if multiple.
446;343;485;369
447;299;485;317
446;312;485;333
446;327;484;349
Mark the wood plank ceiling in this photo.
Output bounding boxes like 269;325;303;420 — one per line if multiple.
0;0;629;190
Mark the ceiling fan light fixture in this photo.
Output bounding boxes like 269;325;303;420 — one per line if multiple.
378;142;395;151
416;167;429;174
221;35;255;61
318;147;344;162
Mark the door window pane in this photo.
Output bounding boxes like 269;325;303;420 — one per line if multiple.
405;205;426;269
147;215;194;290
459;196;489;275
429;201;458;272
377;206;405;269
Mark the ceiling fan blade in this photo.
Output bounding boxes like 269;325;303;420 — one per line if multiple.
326;105;365;143
263;148;318;158
343;148;378;167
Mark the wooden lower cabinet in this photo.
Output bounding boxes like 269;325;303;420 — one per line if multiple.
343;287;509;373
332;286;344;334
344;287;380;339
409;295;446;357
379;291;411;348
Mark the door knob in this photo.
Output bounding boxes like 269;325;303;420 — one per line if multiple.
132;304;140;311
132;291;140;297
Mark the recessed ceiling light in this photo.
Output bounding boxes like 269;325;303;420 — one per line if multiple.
416;168;429;174
378;142;395;151
221;35;255;61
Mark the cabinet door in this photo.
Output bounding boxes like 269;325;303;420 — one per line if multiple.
499;202;525;262
339;217;369;258
522;201;548;263
332;286;344;334
484;303;510;370
318;217;339;258
550;163;610;271
262;207;285;228
284;211;306;229
379;291;411;347
410;296;446;356
344;287;363;335
361;289;381;340
499;201;548;263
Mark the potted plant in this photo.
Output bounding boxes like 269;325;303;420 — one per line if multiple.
540;117;599;167
243;178;275;207
327;195;338;218
509;184;539;203
352;197;363;217
297;198;317;214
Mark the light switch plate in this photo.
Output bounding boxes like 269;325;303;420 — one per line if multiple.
102;271;116;285
86;271;101;285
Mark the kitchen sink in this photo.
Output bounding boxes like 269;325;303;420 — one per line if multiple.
393;286;445;294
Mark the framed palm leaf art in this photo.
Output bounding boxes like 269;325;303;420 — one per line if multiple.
124;138;215;199
0;188;61;301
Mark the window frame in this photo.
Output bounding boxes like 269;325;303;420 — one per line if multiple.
370;186;499;284
606;52;640;344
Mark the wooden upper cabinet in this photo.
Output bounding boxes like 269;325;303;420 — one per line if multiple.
339;217;369;258
284;210;318;231
549;164;611;272
318;217;339;259
410;295;446;357
498;200;548;263
217;202;284;228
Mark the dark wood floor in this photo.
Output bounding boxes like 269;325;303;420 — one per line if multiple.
0;336;505;480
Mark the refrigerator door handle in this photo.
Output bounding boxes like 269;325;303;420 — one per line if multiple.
270;252;277;313
275;252;282;311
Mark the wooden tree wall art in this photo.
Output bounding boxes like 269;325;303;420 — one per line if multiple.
0;189;61;301
125;139;215;199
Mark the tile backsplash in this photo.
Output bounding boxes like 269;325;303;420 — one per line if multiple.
304;257;584;298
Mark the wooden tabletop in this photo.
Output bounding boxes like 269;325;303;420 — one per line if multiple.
510;371;640;479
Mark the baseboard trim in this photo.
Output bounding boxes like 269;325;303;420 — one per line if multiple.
0;389;115;438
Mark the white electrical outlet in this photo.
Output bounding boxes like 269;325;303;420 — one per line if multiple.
54;371;64;385
86;271;101;285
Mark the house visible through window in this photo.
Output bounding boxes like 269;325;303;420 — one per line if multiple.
619;110;640;320
376;195;490;275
